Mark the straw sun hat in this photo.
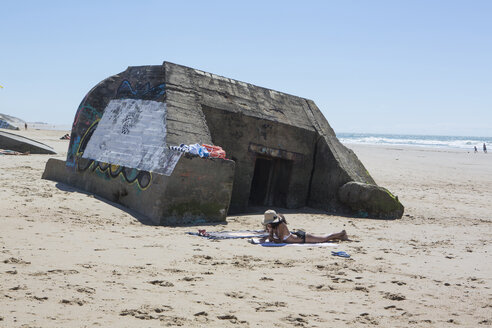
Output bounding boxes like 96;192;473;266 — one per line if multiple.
262;209;280;226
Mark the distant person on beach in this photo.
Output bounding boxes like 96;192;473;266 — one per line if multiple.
484;143;487;153
474;146;478;153
24;123;27;130
258;210;349;244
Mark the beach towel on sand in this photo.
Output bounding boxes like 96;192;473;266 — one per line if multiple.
248;238;338;247
0;149;30;155
187;230;268;240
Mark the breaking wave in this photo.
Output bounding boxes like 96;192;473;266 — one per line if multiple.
337;133;492;150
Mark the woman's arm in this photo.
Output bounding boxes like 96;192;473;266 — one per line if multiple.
258;235;268;243
272;224;289;243
269;229;280;243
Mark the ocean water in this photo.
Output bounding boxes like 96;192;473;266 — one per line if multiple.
27;123;72;131
337;133;492;151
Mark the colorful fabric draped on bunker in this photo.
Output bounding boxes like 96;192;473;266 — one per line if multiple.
168;143;227;159
202;144;226;159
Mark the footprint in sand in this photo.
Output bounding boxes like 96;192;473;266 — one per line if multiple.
273;259;295;268
354;286;369;293
382;292;406;301
76;286;96;295
77;263;96;269
60;298;86;306
282;314;309;326
309;284;336;291
255;301;287;312
193;311;209;323
353;313;379;325
192;255;213;265
120;305;184;324
48;269;79;275
32;296;48;301
164;268;185;274
148;280;174;287
217;314;247;324
259;276;274;281
331;276;352;283
231;255;262;269
391;280;407;286
225;291;247;299
29;269;79;277
3;257;31;265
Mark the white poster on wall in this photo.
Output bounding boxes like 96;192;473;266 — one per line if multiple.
82;98;181;176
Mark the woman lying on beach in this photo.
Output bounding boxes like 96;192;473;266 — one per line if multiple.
259;210;349;244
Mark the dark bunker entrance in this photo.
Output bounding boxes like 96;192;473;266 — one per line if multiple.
249;156;293;208
201;104;318;213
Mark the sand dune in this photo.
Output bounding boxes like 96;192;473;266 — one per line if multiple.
1;129;491;327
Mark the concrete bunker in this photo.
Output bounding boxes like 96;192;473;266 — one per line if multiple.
0;113;25;130
42;61;404;225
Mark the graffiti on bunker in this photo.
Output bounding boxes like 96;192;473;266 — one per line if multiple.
116;80;166;100
67;103;102;167
0;120;12;129
66;80;170;189
70;119;153;190
82;98;181;176
79;159;153;190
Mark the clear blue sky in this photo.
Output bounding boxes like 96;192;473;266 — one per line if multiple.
1;0;491;136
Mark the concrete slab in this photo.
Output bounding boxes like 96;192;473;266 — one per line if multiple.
0;130;57;154
42;155;235;225
0;113;25;130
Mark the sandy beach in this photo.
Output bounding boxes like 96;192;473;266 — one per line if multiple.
1;128;491;327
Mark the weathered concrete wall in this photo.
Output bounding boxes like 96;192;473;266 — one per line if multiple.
339;181;404;220
299;100;378;212
0;120;19;130
201;105;317;213
0;113;25;130
43;156;235;225
163;62;315;147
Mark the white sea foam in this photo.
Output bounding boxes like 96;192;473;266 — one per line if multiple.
337;133;491;151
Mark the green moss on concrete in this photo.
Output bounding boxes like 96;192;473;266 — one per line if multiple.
339;181;404;219
168;201;224;219
366;189;404;219
370;196;401;213
382;187;398;201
